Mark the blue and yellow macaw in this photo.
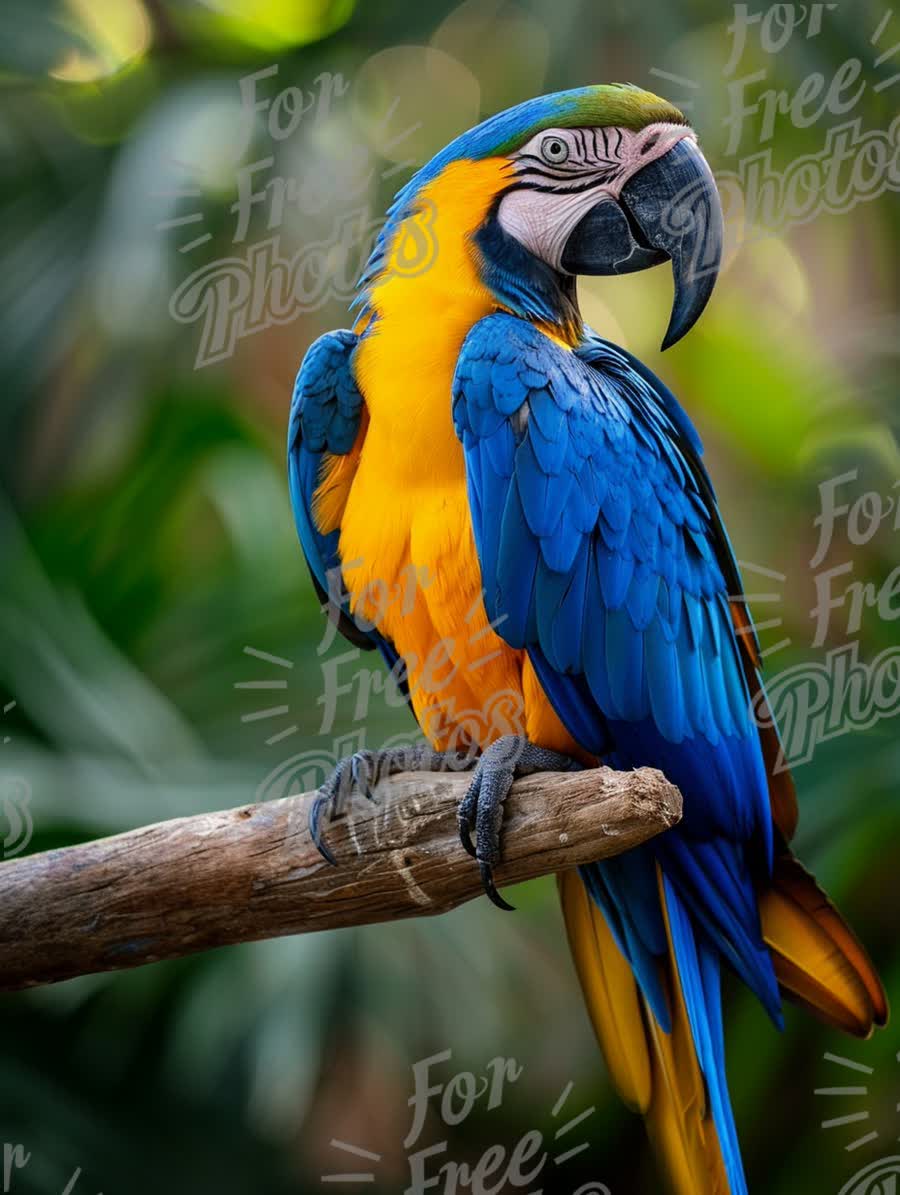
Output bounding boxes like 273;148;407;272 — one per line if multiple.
288;85;887;1193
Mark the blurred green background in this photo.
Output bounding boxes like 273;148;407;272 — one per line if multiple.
0;1;898;1192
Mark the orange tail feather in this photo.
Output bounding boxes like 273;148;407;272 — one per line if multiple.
759;851;888;1037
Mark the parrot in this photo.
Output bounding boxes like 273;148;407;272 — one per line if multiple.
288;85;888;1194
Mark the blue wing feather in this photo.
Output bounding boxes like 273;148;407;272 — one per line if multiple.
452;313;772;845
288;330;359;597
288;329;398;668
452;314;782;1193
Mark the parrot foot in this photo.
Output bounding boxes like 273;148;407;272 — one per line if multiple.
457;736;583;912
309;743;475;865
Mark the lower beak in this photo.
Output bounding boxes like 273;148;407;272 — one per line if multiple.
560;137;723;350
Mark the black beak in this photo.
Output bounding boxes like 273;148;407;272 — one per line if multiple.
560;137;723;350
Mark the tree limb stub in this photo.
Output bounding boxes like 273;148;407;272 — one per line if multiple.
0;767;682;993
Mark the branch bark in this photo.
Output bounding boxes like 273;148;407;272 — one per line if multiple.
0;767;681;993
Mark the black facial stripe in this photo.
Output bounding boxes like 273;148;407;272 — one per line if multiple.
516;156;619;181
512;168;621;195
520;148;597;173
516;153;586;178
517;161;603;182
516;175;614;193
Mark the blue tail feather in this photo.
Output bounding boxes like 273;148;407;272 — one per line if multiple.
663;874;748;1195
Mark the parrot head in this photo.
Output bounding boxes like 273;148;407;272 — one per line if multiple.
361;85;723;350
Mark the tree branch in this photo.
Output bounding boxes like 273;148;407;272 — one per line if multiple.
0;767;682;993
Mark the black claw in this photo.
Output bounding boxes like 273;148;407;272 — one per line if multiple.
459;819;478;859
458;769;483;858
309;792;338;866
458;793;478;858
351;754;376;801
479;861;515;911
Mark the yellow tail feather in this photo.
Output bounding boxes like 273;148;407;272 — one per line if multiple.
558;869;729;1195
558;869;651;1112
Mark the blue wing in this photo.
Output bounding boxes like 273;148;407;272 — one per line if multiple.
452;313;780;1020
288;329;404;676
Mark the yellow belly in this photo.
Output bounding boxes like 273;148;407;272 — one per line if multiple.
335;432;579;756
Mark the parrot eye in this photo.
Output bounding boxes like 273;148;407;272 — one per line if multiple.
540;135;569;165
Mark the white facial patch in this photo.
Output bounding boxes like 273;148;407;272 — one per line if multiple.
497;122;694;271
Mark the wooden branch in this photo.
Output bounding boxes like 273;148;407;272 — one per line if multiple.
0;767;681;993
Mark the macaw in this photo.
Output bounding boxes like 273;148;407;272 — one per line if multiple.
288;85;887;1194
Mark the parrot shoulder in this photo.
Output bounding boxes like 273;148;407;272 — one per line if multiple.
288;328;375;652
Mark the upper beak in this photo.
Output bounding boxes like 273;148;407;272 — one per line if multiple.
560;137;723;350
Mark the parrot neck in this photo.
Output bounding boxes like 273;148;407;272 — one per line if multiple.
474;203;583;343
352;158;582;465
355;157;586;346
